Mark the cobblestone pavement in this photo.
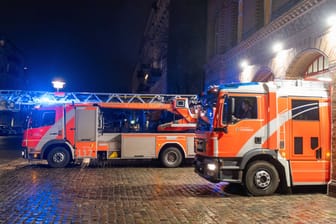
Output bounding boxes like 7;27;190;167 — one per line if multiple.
0;160;336;224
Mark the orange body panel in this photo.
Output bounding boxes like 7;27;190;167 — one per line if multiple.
290;161;330;184
75;142;97;158
220;120;265;157
156;134;190;156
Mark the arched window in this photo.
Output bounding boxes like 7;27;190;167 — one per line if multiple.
304;55;328;78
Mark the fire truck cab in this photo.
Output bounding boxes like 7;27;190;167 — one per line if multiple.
22;94;197;168
194;80;331;196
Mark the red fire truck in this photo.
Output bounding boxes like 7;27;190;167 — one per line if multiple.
21;93;198;168
194;80;331;196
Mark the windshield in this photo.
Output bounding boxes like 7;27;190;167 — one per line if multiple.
196;91;217;131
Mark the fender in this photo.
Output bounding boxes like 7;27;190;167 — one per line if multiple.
239;148;291;187
41;139;75;160
239;148;277;169
158;141;186;158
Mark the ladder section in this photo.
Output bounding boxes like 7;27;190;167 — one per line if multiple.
0;90;198;106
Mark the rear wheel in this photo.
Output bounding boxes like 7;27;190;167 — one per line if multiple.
160;147;183;168
47;147;71;168
244;161;280;196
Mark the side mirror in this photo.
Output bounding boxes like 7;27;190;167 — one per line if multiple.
222;95;232;125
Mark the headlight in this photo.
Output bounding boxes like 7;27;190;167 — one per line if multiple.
207;163;217;171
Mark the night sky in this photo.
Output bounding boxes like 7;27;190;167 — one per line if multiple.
0;0;154;92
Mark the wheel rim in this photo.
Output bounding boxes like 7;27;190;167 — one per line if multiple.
167;151;177;164
53;152;65;163
254;170;271;189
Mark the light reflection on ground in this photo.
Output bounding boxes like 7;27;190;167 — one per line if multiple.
0;164;335;223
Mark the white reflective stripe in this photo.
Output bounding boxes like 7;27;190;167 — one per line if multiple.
171;123;197;127
237;103;328;157
277;151;291;187
293;182;328;186
66;108;75;123
212;137;218;157
237;111;290;157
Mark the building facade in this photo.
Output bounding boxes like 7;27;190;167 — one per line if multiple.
132;0;170;93
205;0;336;196
132;0;206;94
166;0;206;94
0;35;27;128
0;36;27;90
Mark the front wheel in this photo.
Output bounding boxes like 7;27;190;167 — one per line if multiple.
160;147;183;168
244;161;280;196
47;147;71;168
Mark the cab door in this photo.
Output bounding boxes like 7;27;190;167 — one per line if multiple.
222;94;265;157
75;106;99;158
289;99;330;185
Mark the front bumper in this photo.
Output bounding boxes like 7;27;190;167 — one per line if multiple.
22;147;41;160
194;155;243;183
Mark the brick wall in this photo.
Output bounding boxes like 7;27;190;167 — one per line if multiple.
328;71;336;197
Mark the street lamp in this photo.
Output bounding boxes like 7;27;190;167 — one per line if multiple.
239;60;254;82
272;42;283;53
240;60;249;69
52;80;65;92
327;15;336;27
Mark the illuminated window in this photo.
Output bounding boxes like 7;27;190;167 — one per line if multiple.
304;55;328;78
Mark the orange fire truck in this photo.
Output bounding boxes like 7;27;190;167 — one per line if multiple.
21;93;198;168
194;80;331;196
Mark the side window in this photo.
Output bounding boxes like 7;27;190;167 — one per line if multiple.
101;109;127;133
233;97;258;119
101;108;185;133
31;110;55;128
292;100;319;121
42;112;56;126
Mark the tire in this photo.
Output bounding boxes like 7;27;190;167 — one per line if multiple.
160;147;183;168
47;147;71;168
244;161;280;196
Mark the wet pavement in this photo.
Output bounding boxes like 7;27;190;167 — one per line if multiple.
0;161;335;224
1;137;336;223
